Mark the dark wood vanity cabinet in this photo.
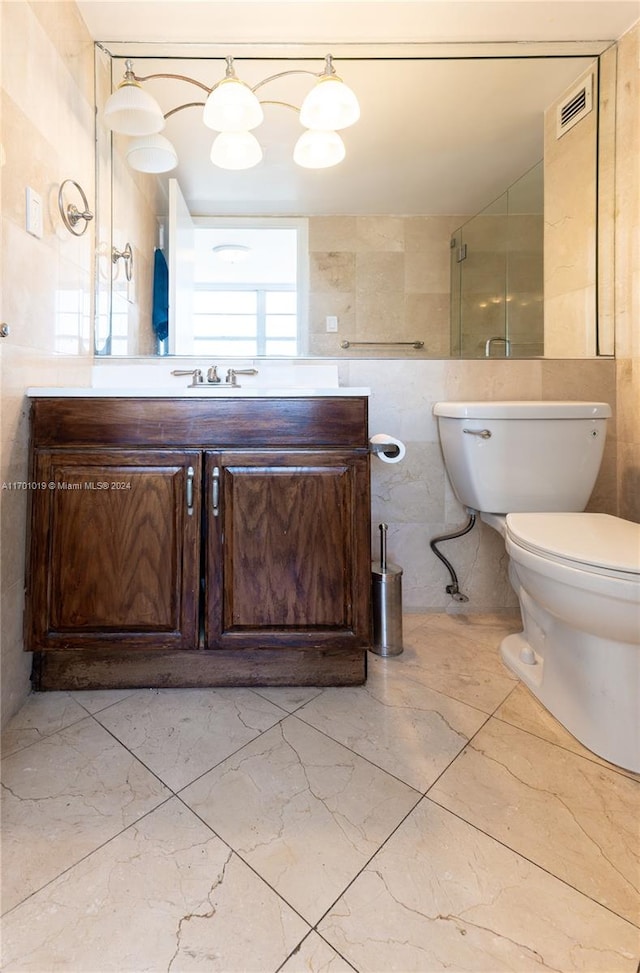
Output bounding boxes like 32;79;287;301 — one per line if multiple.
25;396;371;690
205;450;369;650
28;449;202;652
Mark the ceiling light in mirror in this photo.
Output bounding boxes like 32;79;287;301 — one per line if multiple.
299;57;360;130
294;129;345;168
126;133;178;173
212;244;251;263
210;131;263;169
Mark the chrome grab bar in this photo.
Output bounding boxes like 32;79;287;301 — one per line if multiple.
463;428;492;439
484;336;511;357
340;339;424;349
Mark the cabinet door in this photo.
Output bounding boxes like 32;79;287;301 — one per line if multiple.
204;450;371;650
26;449;201;651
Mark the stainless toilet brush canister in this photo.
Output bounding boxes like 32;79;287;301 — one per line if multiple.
371;523;403;656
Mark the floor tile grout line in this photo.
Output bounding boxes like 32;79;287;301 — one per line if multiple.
368;652;515;719
91;694;292;794
306;788;426;936
0;791;176;920
171;711;294;794
467;699;640;787
1;689;146;761
169;714;428;947
274;928;360;973
418;690;640;930
171;789;318;935
0;712;90;762
248;685;326;715
425;793;640;932
491;708;640;783
290;709;428;795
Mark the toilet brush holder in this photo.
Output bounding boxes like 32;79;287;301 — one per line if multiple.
371;524;403;657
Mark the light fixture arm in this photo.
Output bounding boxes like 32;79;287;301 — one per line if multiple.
251;67;323;93
132;70;211;94
164;101;206;120
258;100;300;113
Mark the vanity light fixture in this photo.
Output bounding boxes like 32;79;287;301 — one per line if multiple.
103;55;359;173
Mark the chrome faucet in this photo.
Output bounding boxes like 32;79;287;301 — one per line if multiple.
171;367;203;386
207;365;221;383
225;367;258;387
484;336;511;357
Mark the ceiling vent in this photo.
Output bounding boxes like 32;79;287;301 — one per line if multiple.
556;73;594;139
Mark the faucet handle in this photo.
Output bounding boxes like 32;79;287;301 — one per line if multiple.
171;368;203;387
225;367;258;387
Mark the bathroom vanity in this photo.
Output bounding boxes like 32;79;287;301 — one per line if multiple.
24;393;371;690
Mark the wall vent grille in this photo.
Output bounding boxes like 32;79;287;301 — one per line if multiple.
556;73;594;139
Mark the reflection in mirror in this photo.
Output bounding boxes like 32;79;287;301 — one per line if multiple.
176;216;305;357
95;48;603;359
450;161;544;359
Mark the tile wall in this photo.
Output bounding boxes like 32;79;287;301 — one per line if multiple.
308;215;463;357
1;1;95;723
543;63;599;357
614;22;640;523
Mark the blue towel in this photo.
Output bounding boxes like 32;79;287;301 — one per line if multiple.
152;248;169;341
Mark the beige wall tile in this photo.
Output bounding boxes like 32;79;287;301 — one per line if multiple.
614;22;640;522
1;0;94;727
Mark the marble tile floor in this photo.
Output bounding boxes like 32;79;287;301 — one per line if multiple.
1;611;639;972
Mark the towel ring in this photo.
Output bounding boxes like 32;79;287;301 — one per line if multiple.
58;179;94;237
112;243;134;282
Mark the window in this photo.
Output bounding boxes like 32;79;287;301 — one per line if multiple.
176;219;307;357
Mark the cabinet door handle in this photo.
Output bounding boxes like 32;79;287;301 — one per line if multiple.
186;466;195;515
212;467;220;517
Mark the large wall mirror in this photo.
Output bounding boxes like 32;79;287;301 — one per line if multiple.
95;42;615;360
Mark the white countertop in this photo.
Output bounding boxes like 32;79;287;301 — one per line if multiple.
26;387;370;398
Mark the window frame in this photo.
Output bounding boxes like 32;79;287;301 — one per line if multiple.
190;216;309;358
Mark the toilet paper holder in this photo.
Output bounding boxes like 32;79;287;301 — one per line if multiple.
369;440;401;458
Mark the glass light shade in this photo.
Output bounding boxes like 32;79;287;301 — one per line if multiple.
203;79;264;132
103;83;165;136
299;76;360;131
293;130;345;169
210;131;263;170
126;134;178;173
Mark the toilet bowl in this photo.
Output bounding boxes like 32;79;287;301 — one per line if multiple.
433;401;640;773
501;513;640;773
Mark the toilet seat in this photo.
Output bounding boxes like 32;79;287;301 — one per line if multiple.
506;513;640;582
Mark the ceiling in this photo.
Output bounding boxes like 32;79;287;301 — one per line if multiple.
78;2;639;46
84;2;639;218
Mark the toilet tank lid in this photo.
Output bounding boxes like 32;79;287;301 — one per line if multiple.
433;401;612;419
506;513;640;575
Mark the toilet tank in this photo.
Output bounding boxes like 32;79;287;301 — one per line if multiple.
433;401;611;513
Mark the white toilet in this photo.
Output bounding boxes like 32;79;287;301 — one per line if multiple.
433;400;640;773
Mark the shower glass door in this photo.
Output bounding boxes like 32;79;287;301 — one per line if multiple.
450;161;543;358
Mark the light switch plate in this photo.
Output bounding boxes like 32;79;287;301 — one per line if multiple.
325;315;338;333
25;187;43;238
